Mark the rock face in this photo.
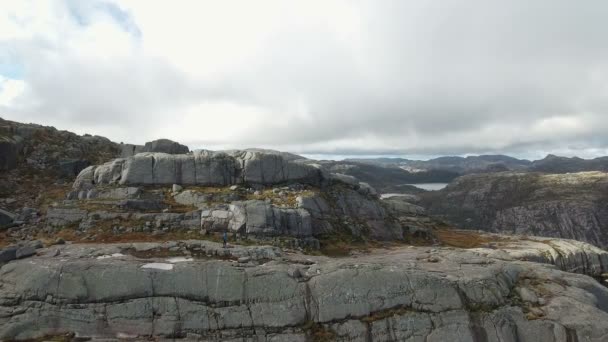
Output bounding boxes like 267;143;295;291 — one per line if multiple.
74;150;325;189
1;239;607;341
422;171;608;248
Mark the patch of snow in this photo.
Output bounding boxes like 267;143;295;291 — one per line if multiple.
141;263;174;270
167;257;193;263
96;253;125;260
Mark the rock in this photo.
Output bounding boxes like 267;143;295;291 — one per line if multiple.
383;196;425;216
45;208;88;227
516;287;538;303
297;189;402;240
0;241;607;340
73;150;324;188
121;139;189;157
84;187;142;200
119;143;146;157
228;200;312;236
238;256;251;263
229;185;239;191
329;172;359;186
357;182;377;196
15;246;36;259
28;240;43;249
472;234;608;276
0;246;17;263
172;184;183;192
0;209;16;227
143;139;189;154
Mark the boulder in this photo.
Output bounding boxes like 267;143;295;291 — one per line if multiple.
15;246;36;259
0;246;17;263
383;196;425;216
0;209;16;227
174;190;210;209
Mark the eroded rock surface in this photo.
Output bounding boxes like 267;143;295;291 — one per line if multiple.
1;238;607;341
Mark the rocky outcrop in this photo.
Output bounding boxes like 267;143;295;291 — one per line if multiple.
422;171;608;248
0;118;121;175
1;239;607;340
120;139;190;157
0;240;43;263
74;150;324;189
297;187;403;240
465;232;608;276
201;200;312;237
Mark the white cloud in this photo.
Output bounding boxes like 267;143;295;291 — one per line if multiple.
1;0;608;158
0;76;26;107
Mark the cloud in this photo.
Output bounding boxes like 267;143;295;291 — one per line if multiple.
1;0;608;159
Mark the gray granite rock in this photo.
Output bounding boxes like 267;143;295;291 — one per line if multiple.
0;239;607;340
200;200;312;237
73;150;324;189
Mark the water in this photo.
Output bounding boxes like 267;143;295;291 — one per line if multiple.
406;183;448;191
380;193;416;199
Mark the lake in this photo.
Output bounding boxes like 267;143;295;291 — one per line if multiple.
406;183;448;191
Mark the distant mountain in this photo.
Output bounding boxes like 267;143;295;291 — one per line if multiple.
344;157;411;167
530;154;608;173
348;154;608;175
345;155;532;174
401;155;532;174
309;160;460;193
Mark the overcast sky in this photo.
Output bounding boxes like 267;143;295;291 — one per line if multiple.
2;0;608;160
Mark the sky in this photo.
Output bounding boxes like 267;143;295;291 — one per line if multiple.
2;0;608;160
